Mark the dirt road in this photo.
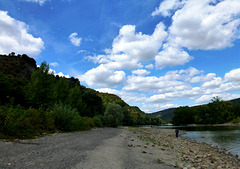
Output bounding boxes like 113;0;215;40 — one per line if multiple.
0;128;173;169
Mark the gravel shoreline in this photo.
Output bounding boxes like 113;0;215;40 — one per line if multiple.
132;128;240;169
0;127;239;169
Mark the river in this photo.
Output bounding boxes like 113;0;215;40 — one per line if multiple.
152;126;240;157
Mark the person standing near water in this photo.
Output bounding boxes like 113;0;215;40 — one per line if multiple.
175;129;179;138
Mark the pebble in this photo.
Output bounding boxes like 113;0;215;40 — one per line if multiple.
133;128;240;169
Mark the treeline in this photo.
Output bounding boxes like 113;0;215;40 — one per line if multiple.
172;97;240;125
0;58;164;138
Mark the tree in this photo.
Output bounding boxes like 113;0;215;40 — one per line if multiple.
66;85;87;115
54;77;69;104
82;90;104;117
0;73;13;105
26;61;55;108
122;107;133;126
104;103;123;127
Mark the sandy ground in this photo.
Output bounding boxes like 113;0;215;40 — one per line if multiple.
0;128;174;169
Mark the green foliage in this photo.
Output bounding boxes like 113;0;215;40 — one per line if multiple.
0;57;167;139
26;61;55;108
0;105;55;138
66;85;87;115
172;97;240;125
93;116;103;127
82;90;104;117
104;103;123;127
122;107;134;126
51;103;94;131
151;117;165;126
54;77;70;104
51;103;80;131
0;73;13;105
0;73;28;106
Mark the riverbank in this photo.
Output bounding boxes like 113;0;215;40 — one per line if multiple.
131;128;240;169
0;128;174;169
1;127;239;169
186;122;240;127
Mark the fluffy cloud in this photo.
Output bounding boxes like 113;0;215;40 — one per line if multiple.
151;0;184;17
124;67;205;92
155;44;192;68
95;67;240;112
69;32;82;47
202;77;223;88
145;64;154;69
56;72;70;78
112;23;168;61
168;0;240;50
49;68;70;78
152;0;240;68
82;23;168;88
0;11;44;57
79;64;126;88
132;69;151;76
224;68;240;82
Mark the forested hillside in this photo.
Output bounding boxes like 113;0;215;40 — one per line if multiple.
0;53;164;138
147;108;176;124
148;97;240;125
172;97;240;125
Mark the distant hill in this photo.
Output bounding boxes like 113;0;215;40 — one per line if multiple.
230;98;240;105
147;108;176;124
147;98;240;124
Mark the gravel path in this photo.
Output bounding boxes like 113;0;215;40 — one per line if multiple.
0;128;174;169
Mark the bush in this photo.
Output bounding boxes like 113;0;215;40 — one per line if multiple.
51;103;94;132
0;105;55;138
93;116;103;127
51;103;79;131
104;103;123;127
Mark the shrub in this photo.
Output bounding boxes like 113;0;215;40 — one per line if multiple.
93;116;103;127
0;105;55;138
104;103;123;127
51;103;79;131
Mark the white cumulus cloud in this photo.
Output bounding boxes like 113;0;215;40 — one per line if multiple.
69;32;82;47
224;68;240;82
155;44;192;68
0;11;44;57
151;0;185;17
132;69;151;76
79;64;126;88
112;22;168;62
168;0;240;50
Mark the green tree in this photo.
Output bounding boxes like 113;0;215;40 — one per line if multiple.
122;107;133;126
0;73;13;105
171;106;195;125
104;103;123;127
82;90;104;117
26;61;55;108
54;77;69;104
66;85;87;115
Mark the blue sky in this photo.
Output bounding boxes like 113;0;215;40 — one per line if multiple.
0;0;240;113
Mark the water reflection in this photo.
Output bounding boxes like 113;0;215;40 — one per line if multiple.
180;127;240;157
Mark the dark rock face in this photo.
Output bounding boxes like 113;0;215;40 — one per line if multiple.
0;53;80;86
0;53;37;80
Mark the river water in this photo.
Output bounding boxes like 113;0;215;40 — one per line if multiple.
152;126;240;157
